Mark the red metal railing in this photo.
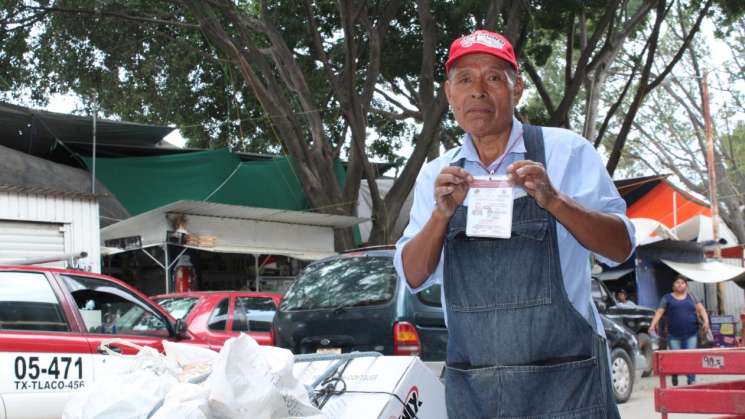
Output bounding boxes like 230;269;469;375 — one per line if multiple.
654;347;745;418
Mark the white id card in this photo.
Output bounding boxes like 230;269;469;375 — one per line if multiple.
466;175;514;238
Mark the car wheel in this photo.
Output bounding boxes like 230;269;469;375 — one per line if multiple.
638;332;654;378
611;347;634;404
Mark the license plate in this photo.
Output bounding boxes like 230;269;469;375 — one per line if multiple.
316;347;342;354
2;353;89;393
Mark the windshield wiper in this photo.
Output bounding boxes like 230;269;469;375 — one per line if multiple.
331;299;383;315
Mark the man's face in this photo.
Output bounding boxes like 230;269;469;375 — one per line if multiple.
445;53;523;138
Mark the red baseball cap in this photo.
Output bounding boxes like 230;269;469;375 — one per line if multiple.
445;30;518;74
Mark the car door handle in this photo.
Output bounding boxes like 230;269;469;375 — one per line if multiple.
98;344;122;354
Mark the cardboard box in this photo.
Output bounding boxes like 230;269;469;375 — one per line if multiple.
711;315;737;347
293;355;446;419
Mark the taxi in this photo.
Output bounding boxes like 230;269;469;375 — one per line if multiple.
153;291;282;350
0;265;206;419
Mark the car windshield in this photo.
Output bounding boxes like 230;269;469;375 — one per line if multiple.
155;297;199;320
114;304;166;331
281;256;396;311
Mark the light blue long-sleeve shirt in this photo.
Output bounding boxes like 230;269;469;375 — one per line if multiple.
393;117;636;332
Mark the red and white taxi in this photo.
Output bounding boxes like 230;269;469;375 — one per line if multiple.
0;266;206;419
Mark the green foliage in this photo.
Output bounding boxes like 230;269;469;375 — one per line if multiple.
2;0;743;163
723;122;745;175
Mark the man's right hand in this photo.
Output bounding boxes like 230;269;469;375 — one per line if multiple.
434;167;473;217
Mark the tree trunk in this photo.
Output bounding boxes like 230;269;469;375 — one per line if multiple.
366;89;449;245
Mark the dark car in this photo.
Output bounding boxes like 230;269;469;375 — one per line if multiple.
274;247;447;361
592;278;657;376
600;312;644;404
274;247;643;403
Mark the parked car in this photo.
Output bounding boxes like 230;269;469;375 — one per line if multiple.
153;291;282;350
601;312;644;404
274;247;447;361
592;278;658;376
274;247;644;403
0;265;205;419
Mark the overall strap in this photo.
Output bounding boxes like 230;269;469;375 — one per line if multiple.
450;152;466;168
522;124;546;166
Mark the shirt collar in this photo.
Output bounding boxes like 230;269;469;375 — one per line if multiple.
453;116;526;165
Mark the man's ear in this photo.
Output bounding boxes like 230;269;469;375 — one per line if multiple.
513;75;524;106
445;79;453;106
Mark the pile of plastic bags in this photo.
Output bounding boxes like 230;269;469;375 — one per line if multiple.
63;334;326;419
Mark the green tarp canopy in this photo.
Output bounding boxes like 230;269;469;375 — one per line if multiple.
82;149;346;216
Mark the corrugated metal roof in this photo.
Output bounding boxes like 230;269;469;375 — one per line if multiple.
101;200;365;261
181;244;336;261
0;144;130;226
0;183;98;199
159;200;365;228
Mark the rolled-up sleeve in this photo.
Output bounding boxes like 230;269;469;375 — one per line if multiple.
567;139;637;266
394;163;444;293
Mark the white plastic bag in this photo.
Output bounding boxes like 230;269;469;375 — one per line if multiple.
162;340;217;384
63;335;325;419
62;341;177;419
207;334;325;419
149;383;210;419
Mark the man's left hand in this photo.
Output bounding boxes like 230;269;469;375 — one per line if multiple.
507;160;560;210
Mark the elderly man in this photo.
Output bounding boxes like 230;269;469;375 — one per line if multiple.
394;30;635;418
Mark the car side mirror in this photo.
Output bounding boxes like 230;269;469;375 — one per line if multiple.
595;300;607;312
175;318;189;339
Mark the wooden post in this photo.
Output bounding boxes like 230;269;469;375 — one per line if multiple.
701;73;725;315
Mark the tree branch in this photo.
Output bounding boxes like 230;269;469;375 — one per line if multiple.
371;107;421;121
302;0;343;98
332;122;348;159
375;87;420;116
565;13;575;96
392;79;419;108
485;0;501;30
24;5;199;28
523;58;556;115
605;0;668;175
645;0;712;93
661;82;704;129
549;0;621;126
594;59;639;148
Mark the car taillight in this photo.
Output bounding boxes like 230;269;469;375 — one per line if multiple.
270;323;277;346
393;321;421;356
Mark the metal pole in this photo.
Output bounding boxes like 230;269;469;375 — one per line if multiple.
255;254;260;292
92;93;97;195
164;244;171;294
701;73;725;315
5;251;88;266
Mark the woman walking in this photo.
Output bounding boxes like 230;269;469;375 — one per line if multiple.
650;275;710;385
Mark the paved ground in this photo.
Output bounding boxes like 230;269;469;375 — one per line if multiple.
619;372;740;418
426;363;737;418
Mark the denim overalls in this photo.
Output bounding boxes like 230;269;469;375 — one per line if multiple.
443;124;620;418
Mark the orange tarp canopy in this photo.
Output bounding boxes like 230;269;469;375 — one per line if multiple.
625;181;710;228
